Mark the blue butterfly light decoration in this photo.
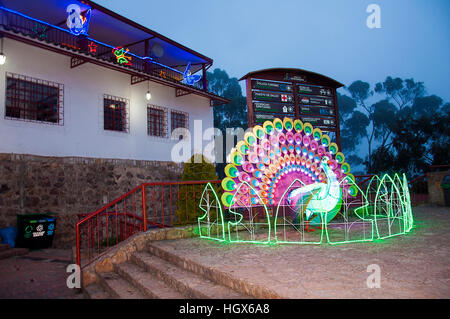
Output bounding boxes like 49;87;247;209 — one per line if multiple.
182;62;202;85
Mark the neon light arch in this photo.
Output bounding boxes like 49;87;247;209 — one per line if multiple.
226;181;271;244
198;183;226;242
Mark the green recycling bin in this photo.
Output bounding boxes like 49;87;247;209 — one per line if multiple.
16;213;56;249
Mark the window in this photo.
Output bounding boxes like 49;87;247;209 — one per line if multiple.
103;95;129;133
171;110;189;140
171;110;188;132
147;105;168;138
5;72;64;125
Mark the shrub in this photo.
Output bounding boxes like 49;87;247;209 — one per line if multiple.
175;154;222;225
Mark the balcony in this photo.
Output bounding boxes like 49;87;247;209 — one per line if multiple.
0;4;229;104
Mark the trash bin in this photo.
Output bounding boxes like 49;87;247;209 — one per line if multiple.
441;174;450;207
15;213;56;249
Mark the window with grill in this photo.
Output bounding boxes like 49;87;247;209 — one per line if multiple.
171;110;188;132
171;110;189;140
147;105;168;138
5;72;64;125
103;95;129;133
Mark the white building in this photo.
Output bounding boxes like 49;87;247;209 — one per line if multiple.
0;0;228;248
0;0;228;162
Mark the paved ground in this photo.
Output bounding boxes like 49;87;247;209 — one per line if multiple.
0;248;84;299
0;205;448;299
152;205;450;298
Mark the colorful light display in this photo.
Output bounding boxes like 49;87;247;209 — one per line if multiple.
112;47;132;66
88;41;97;53
198;117;414;245
0;6;202;88
181;62;202;85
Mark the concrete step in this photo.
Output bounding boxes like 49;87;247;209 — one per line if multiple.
148;242;278;299
114;262;186;299
132;251;249;299
84;283;110;299
0;247;29;260
98;271;145;299
0;244;11;252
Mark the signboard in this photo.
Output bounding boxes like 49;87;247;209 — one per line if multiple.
300;117;336;128
242;68;343;148
252;91;294;103
300;105;335;116
297;84;333;97
253;102;295;115
252;80;293;92
255;113;295;123
298;94;334;107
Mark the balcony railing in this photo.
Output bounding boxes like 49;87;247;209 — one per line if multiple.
0;6;205;91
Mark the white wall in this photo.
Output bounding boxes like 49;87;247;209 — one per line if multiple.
0;38;214;162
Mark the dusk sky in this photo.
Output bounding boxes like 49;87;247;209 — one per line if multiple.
97;0;450;102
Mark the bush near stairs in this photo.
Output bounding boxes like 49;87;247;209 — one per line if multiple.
175;154;222;225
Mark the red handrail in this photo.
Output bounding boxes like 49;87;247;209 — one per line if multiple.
76;180;221;267
408;174;426;185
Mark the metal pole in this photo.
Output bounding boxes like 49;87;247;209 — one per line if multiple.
142;184;147;231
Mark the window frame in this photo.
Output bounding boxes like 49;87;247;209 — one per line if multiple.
170;109;189;140
147;104;168;139
170;109;189;132
4;72;64;125
103;94;130;133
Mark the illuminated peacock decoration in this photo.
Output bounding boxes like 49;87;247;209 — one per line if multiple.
221;117;358;225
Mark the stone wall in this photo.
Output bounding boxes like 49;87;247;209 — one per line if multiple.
427;170;450;205
0;153;183;248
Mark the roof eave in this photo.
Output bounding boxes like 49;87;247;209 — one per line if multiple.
239;67;344;88
86;0;213;65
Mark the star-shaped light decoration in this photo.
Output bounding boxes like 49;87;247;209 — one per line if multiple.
88;41;97;54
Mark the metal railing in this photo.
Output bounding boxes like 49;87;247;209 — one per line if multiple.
75;181;221;268
0;6;204;91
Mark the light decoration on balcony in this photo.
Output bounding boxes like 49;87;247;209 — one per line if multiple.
181;62;202;85
66;4;91;36
197;118;414;245
112;47;132;66
31;23;48;39
0;6;204;88
88;41;97;53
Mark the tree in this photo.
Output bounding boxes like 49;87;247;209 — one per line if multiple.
340;76;447;177
345;80;376;171
207;68;247;130
369;96;447;175
374;76;424;110
207;69;248;177
337;92;357;123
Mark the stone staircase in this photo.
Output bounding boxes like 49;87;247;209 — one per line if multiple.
0;243;29;260
84;243;250;299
